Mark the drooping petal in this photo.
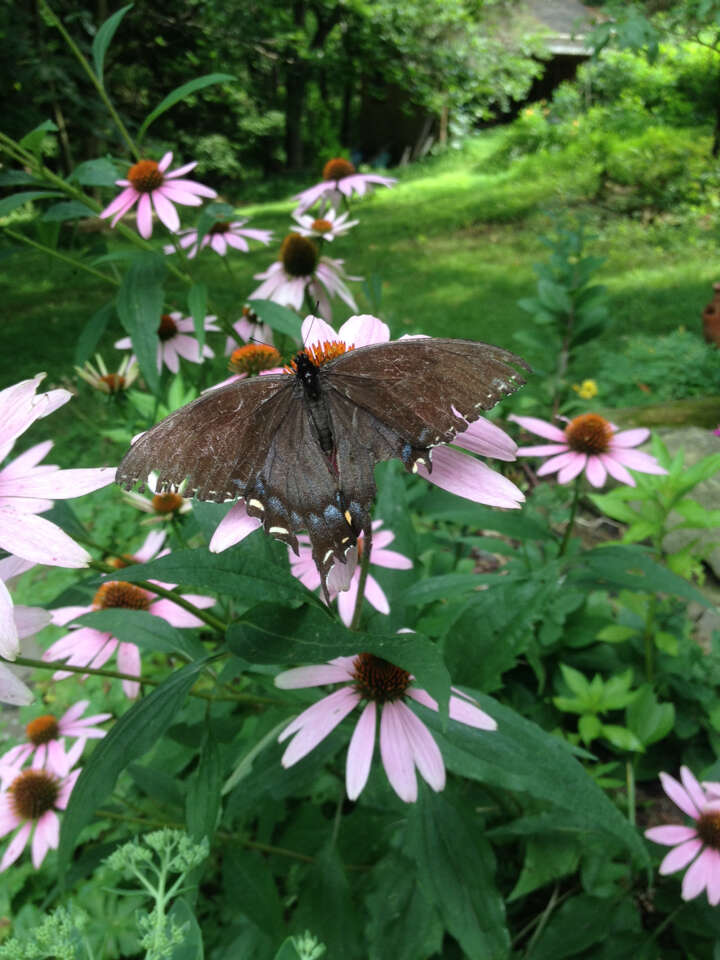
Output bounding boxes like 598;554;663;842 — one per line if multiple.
346;701;377;800
31;810;60;868
609;448;668;475
705;849;720;905
0;822;32;871
362;573;390;615
117;642;141;699
417;447;524;508
508;415;566;442
371;547;413;571
453;417;518;461
280;687;360;767
397;701;445;792
208;502;261;553
556;454;588;484
585;455;607;488
56;768;81;809
0;466;115;500
599;453;635;486
0;507;91;568
152;190;181;233
0;664;32;706
682;845;715;900
99;186;138;220
660;771;700;820
136;192;154;239
0;579;17;659
275;662;356;689
379;701;417;802
13;605;51;640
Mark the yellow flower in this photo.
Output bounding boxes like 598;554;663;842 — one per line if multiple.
572;379;599;399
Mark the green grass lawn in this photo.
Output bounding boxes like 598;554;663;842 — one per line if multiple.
2;128;718;470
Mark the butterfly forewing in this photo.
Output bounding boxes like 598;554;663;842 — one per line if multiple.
116;375;291;502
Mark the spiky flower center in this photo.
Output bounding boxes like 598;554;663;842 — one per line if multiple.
352;653;411;703
210;221;230;235
564;414;613;455
93;581;151;611
100;373;126;393
229;344;282;376
323;158;355;181
151;492;185;514
128;160;164;193
26;715;59;745
286;340;353;375
157;314;178;341
311;218;333;233
280;233;319;277
697;810;720;850
10;769;60;821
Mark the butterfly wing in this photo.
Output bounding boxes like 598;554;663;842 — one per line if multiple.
116;376;291;502
322;337;529;453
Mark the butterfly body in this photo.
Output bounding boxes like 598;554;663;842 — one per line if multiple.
116;337;528;598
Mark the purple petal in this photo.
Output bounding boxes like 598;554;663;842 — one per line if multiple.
158;151;173;172
32;810;59;868
557;454;588;484
275;663;355;689
136;193;153;238
609;448;668;475
370;547;413;571
585;455;607;488
152;191;180;233
158;186;204;206
659;837;703;875
417;447;524;508
660;771;700;819
705;849;720;904
0;664;32;706
682;845;715;900
346;701;376;799
161;178;216;199
509;415;566;442
117;642;141;699
396;701;445;792
0;507;91;568
453;417;518;461
645;825;698;845
0;822;31;871
0;466;114;500
337;314;390;347
209;502;261;552
99;186;137;220
164;160;197;178
600;454;635;486
612;428;650;448
280;687;360;766
379;701;417;802
681;766;709;813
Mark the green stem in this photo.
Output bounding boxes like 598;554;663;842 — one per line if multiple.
559;475;582;556
626;758;636;826
39;0;140;160
349;544;371;631
1;226;118;285
643;594;657;683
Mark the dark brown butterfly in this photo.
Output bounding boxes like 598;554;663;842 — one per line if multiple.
116;338;528;600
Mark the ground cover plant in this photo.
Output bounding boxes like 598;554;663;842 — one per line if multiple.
1;5;720;959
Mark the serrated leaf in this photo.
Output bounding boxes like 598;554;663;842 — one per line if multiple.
76;608;205;661
407;792;508;960
423;691;649;864
559;663;591;698
227;603;451;714
116;254;165;394
366;855;443;960
248;299;303;341
138;73;235;141
188;283;208;353
0;191;65;217
222;847;283;938
92;4;133;83
58;657;211;872
403;573;490;606
293;844;359;957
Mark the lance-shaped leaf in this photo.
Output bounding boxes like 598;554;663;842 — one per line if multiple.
116;253;165;394
92;3;133;84
138;73;235;141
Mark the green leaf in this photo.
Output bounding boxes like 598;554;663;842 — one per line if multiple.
407;792;508;960
167;898;204;960
559;663;591;698
537;278;572;314
596;624;638;644
19;119;57;156
673;499;720;530
58;658;211;872
186;733;222;841
138;73;235;141
509;835;580;901
188;283;208;353
415;489;550;539
578;714;602;744
76;608;205;661
227;603;451;714
654;631;678;655
74;301;115;365
403;573;494;606
273;942;302;960
423;691;648;864
248;299;303;341
625;686;674;747
600;724;644;752
117;541;306;608
92;4;133;84
0;191;65;217
70;157;120;187
293;844;359;958
116;254;165;394
222;847;283;939
570;545;711;608
366;855;443;960
41;201;96;221
530;894;630;959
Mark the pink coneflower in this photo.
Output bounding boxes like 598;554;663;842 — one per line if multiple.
0;555;50;662
0;749;81;870
206;343;285;394
115;312;219;375
0;375;115;570
288;520;412;626
276;653;496;802
44;576;215;699
509;413;667;488
302;315;524;508
291;208;358;241
75;354;138;395
164;219;273;259
122;473;192;523
99;152;217;239
0;700;111;775
224;304;275;357
293;157;396;215
645;766;720;904
250;234;360;321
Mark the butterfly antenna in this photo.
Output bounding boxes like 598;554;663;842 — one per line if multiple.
302;303;322;347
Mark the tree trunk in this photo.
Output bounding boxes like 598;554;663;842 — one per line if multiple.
713;63;720;157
